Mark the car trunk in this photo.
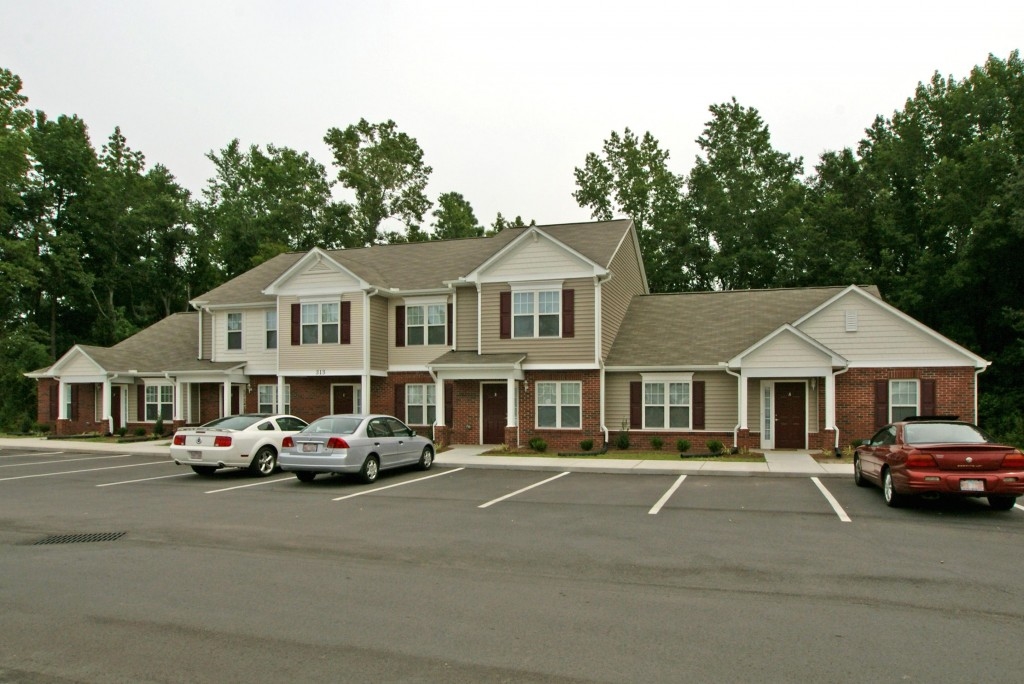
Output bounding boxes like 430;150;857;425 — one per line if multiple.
914;443;1014;472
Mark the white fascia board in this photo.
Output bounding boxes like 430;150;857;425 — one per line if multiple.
202;301;274;311
844;359;982;368
262;247;369;295
434;367;525;381
604;365;725;373
794;285;990;369
521;363;599;371
739;367;834;379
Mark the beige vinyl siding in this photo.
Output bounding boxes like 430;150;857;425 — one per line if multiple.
742;332;832;368
483;234;594;279
481;279;595;364
600;232;647;359
455;287;477;351
605;371;739;432
285;259;361;291
799;292;969;363
277;295;365;372
389;297;452;366
60;354;103;375
370;296;388;371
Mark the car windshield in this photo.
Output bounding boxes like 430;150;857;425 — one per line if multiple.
904;422;989;444
201;415;264;430
305;416;362;435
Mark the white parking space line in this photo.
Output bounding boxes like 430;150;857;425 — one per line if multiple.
0;451;66;459
97;473;193;487
811;477;852;522
478;471;570;509
332;468;465;501
1015;503;1023;512
205;476;296;493
648;474;687;515
0;454;130;469
0;461;169;482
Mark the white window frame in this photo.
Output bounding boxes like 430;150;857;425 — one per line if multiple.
406;303;446;346
405;384;436;425
258;384;290;414
145;383;173;422
63;384;73;419
511;282;562;339
535;381;581;429
890;379;919;422
301;301;340;345
265;310;278;350
226;312;243;351
641;373;693;430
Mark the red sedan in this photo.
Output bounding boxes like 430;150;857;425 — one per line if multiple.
854;418;1024;510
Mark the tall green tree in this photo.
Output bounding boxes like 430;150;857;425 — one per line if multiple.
431;191;482;239
324;118;433;246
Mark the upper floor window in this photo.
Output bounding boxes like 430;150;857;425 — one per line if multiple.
536;381;581;429
265;311;277;349
500;287;574;340
890;380;918;422
258;384;290;414
226;312;243;350
145;384;173;421
302;302;339;344
407;304;446;346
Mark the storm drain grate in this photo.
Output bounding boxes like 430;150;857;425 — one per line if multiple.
32;532;126;545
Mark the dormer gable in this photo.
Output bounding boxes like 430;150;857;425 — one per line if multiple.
729;324;847;370
464;226;609;284
263;247;369;296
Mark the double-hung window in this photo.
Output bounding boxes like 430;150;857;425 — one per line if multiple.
406;384;436;425
406;304;446;345
145;384;173;421
226;312;243;350
258;384;290;414
536;381;581;428
642;374;692;429
889;380;918;422
301;302;339;344
265;311;277;349
513;289;560;338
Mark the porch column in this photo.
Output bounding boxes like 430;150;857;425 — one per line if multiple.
825;373;837;433
173;380;184;422
434;376;446;427
57;379;67;419
278;376;286;414
736;371;749;430
506;377;517;427
222;378;232;416
102;377;113;434
361;373;371;413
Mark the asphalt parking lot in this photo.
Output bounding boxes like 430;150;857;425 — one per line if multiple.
2;445;1022;683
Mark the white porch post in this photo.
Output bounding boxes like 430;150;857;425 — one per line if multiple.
737;371;749;430
434;376;446;427
825;373;837;435
222;379;232;416
361;373;371;413
506;377;517;427
174;380;184;423
278;376;286;413
102;378;113;434
57;379;67;420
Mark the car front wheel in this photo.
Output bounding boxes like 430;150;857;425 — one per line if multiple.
249;446;276;476
360;456;379;484
882;468;904;508
988;495;1017;511
418;446;434;471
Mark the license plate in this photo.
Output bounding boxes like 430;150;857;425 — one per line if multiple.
189;451;201;460
302;443;316;453
960;479;984;492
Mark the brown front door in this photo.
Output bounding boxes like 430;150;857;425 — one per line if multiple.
482;384;507;444
110;386;122;429
774;382;806;449
333;385;354;414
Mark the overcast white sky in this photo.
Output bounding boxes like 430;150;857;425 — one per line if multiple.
3;1;1021;229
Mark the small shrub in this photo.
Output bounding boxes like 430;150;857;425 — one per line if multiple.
615;432;630;450
650;436;663;450
676;439;690;453
706;439;724;455
134;427;147;437
117;427;128;437
153;417;164;437
580;439;594;451
529;437;547;452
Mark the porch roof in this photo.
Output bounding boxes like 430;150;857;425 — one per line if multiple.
428;351;527;369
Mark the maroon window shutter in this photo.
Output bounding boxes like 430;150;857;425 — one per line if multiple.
499;291;511;339
340;301;351;344
444;382;454;426
692;380;705;430
291;303;301;345
137;386;146;421
447;303;454;346
396;306;406;347
920;379;936;416
49;383;58;421
874;380;889;428
629;381;642;429
394;383;406;420
562;289;575;338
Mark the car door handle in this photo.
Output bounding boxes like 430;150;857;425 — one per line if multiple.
373;442;381;447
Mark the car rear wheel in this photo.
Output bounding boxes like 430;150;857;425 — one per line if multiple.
418;446;434;471
294;471;316;482
191;465;217;476
988;495;1017;511
853;456;869;487
882;468;905;508
360;455;379;484
248;446;276;477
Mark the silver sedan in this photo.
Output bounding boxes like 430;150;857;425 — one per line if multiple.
278;414;435;483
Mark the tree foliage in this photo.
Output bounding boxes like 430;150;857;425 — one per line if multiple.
431;191;483;240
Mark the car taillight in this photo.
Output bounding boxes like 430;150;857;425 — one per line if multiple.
213;436;232;447
282;436;294;448
172;434;185;446
1002;450;1024;468
326;437;350;449
905;449;936;467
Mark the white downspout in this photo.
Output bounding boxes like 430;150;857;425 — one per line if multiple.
830;366;850;449
723;366;742;449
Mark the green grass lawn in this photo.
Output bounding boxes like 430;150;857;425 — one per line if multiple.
483;449;766;462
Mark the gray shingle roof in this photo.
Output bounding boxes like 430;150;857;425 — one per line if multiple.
605;286;881;368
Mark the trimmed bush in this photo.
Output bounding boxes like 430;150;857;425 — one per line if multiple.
529;437;547;452
706;439;724;455
615;431;630;450
650;436;663;450
676;439;691;453
580;439;594;451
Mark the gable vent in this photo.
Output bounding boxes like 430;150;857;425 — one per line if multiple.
845;310;858;332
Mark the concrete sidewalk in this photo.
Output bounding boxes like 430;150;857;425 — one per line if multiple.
0;437;853;478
